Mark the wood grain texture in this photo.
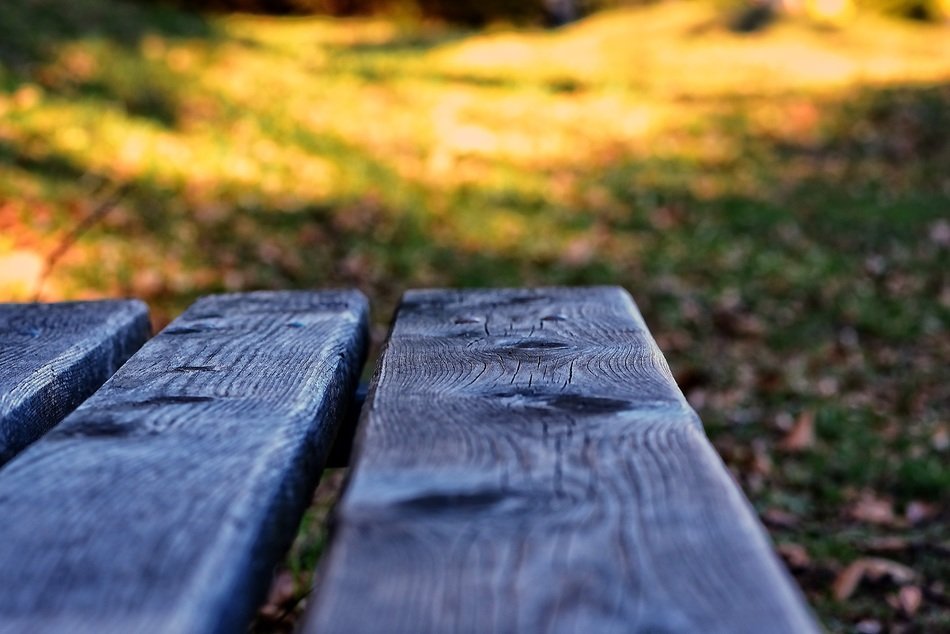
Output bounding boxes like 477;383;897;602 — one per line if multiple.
0;290;368;634
0;300;150;466
306;287;819;634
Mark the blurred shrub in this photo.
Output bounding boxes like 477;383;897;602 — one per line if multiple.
414;0;548;24
158;0;543;21
147;0;950;24
154;0;663;23
158;0;373;15
858;0;950;20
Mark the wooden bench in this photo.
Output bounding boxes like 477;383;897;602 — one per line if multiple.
0;287;819;633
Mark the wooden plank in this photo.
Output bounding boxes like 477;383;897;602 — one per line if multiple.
0;300;150;466
306;287;819;634
0;290;368;634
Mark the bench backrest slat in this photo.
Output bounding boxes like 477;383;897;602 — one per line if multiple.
0;291;368;634
0;300;149;466
305;287;818;633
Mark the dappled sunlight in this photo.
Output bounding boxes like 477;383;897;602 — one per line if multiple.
0;249;45;300
3;1;950;306
0;4;946;362
1;1;948;629
431;3;950;93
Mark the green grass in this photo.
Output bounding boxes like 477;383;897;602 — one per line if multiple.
1;1;948;631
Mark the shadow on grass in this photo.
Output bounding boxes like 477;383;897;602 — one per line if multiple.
0;0;214;69
0;0;217;127
2;5;948;628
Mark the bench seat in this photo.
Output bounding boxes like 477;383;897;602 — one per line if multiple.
0;288;818;633
305;287;818;633
0;291;367;634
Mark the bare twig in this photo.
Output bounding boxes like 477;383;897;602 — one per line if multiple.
33;180;129;301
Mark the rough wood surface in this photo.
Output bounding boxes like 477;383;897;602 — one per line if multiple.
0;290;368;634
306;287;819;634
0;300;149;466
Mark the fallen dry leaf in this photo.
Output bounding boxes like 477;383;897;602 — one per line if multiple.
777;542;811;569
833;558;918;601
849;491;896;526
864;536;909;553
763;507;800;528
834;562;866;601
712;301;765;338
898;585;923;616
258;570;296;619
779;410;815;452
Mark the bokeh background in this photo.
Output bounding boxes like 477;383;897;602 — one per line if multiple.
1;0;948;631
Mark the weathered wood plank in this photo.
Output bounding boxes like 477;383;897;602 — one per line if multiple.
0;290;368;634
306;287;819;634
0;300;150;466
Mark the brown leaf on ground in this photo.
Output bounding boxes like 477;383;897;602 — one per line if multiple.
864;536;909;553
833;558;918;601
898;586;923;616
834;562;866;601
712;308;766;338
762;507;800;528
777;542;811;570
849;491;897;526
779;410;815;452
258;570;296;619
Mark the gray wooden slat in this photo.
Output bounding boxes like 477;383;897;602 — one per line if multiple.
0;290;368;634
306;287;819;634
0;300;150;466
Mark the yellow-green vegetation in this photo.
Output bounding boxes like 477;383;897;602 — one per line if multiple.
1;1;948;631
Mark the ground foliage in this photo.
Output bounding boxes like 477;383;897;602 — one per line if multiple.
155;0;550;23
0;1;948;631
150;0;950;24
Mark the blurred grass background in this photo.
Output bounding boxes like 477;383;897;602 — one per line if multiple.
1;0;948;631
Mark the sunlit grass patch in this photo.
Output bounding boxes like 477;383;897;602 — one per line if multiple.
427;3;950;93
1;1;948;630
